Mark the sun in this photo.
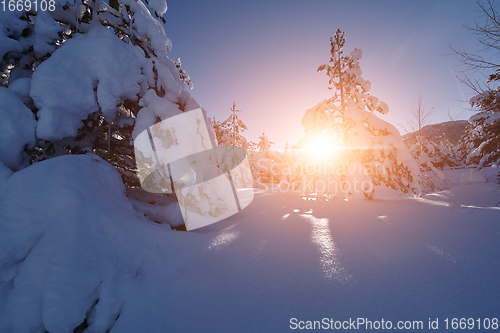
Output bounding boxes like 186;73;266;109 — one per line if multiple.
308;136;335;160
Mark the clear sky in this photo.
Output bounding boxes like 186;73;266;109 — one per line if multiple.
164;0;486;151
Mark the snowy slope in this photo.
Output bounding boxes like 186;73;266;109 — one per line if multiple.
0;156;499;332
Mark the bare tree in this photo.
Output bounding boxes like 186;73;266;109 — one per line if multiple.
400;94;436;155
453;0;500;175
452;0;500;94
407;94;436;137
413;96;436;165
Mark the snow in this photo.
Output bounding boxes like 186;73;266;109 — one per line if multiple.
300;99;421;196
377;100;389;114
349;48;362;61
460;170;487;184
0;155;167;332
0;87;37;170
469;111;500;126
118;0;172;56
0;161;13;195
148;0;168;17
129;198;184;227
1;161;499;331
2;5;498;329
7;78;32;106
31;24;151;141
0;11;25;60
132;89;183;140
33;11;63;58
469;92;486;106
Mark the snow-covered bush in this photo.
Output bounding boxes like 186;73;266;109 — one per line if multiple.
290;30;421;199
458;111;500;169
0;154;182;332
406;137;461;171
246;133;282;183
460;170;487;184
403;136;463;193
436;137;462;168
248;152;278;183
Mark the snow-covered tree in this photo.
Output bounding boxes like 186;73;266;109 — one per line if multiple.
405;135;461;170
404;136;462;193
216;102;249;149
211;116;225;145
211;103;264;187
247;140;258;153
291;29;421;199
0;10;64;170
257;132;274;157
453;0;500;171
0;0;195;189
458;111;500;168
401;94;436;158
251;133;283;183
433;137;461;168
283;141;291;158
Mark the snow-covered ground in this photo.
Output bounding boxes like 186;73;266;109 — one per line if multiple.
1;155;499;332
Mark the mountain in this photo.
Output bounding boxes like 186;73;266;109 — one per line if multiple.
403;120;468;145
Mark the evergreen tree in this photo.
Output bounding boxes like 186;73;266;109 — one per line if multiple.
257;132;274;158
210;103;264;187
316;30;389;119
458;112;500;169
0;10;65;170
453;0;500;170
217;102;249;149
247;140;258;153
276;141;290;165
0;0;195;190
211;116;225;145
283;141;291;157
292;29;421;198
435;137;461;168
405;135;461;171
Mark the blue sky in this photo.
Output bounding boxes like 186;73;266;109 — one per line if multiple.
165;0;486;150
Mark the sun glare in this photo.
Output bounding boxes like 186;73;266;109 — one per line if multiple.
308;137;335;160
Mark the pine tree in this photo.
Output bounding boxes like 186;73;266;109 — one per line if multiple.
436;137;461;169
247;140;258;153
293;29;421;198
257;132;274;158
316;30;389;120
453;0;500;171
218;102;249;149
458;112;500;169
284;141;291;157
211;103;264;187
211;116;225;145
0;10;64;170
0;0;195;189
405;135;461;171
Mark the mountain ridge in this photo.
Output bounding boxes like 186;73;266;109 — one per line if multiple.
402;120;468;145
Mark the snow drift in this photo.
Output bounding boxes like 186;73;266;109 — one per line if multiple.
0;155;177;332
